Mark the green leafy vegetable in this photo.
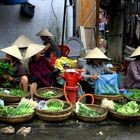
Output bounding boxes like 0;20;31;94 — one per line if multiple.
10;89;26;96
114;101;139;115
76;102;100;117
45;100;63;111
0;88;26;97
0;98;37;116
40;91;59;97
0;62;13;76
126;89;140;99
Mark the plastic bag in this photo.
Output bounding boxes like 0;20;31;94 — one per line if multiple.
55;57;77;73
20;2;35;18
95;74;119;95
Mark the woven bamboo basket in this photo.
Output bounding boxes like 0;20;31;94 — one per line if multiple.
94;94;123;102
35;87;63;100
123;94;140;103
35;101;72;115
36;111;72;122
0;94;27;103
109;62;123;73
109;110;140;121
74;104;108;122
0;113;34;124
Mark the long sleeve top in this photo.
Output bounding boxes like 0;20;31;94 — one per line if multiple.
12;61;27;83
125;60;140;88
29;57;54;87
81;62;113;88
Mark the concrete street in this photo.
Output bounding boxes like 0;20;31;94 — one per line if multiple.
0;117;140;140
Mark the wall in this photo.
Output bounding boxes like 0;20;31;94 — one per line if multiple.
77;0;96;27
0;0;64;56
107;0;124;63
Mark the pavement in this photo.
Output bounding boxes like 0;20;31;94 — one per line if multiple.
0;116;140;140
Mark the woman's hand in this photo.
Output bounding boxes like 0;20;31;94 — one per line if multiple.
90;75;98;80
3;73;13;81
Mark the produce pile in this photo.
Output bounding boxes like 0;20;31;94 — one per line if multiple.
0;88;26;97
125;89;140;99
101;99;140;115
0;98;37;116
114;101;139;115
40;91;59;98
37;99;64;112
0;62;13;76
75;102;100;117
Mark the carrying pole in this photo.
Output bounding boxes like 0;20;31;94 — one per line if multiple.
96;0;99;47
61;0;67;56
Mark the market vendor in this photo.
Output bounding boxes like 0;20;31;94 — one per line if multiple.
36;28;61;58
80;47;113;93
0;45;28;93
24;44;56;98
125;46;140;89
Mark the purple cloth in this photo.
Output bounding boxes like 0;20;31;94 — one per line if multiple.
29;57;54;87
125;60;140;89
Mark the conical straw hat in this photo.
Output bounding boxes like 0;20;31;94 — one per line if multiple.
1;45;23;60
24;43;46;59
12;35;33;48
36;28;53;37
130;46;140;57
84;47;109;59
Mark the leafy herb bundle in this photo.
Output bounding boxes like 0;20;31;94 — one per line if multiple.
40;91;59;97
76;102;100;117
0;62;13;76
126;89;140;99
0;88;26;97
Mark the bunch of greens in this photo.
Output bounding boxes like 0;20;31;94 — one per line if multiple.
126;89;140;99
0;98;37;116
114;101;139;115
10;89;26;97
45;100;63;111
0;105;15;116
0;62;13;76
12;98;37;116
76;102;100;117
0;89;26;97
40;91;59;97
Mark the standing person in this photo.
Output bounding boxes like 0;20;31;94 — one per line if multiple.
36;28;61;58
24;44;55;98
0;45;28;93
125;46;140;89
80;47;113;93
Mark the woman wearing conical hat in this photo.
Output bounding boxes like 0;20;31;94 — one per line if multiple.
24;44;56;98
0;45;28;93
36;28;61;58
125;46;140;89
80;47;113;93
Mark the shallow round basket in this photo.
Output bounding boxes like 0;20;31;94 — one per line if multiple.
36;111;72;122
94;94;123;102
74;104;108;122
0;94;27;103
109;62;123;73
35;87;63;100
122;94;140;103
0;113;34;124
35;101;72;115
109;110;140;121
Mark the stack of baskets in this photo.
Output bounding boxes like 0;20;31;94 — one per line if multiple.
35;100;73;122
